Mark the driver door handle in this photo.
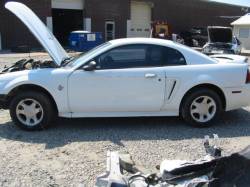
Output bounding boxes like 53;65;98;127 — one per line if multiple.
145;73;157;78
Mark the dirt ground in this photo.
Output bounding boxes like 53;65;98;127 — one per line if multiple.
0;52;250;187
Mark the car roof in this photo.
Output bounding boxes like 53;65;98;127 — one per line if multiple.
109;38;216;65
109;38;175;46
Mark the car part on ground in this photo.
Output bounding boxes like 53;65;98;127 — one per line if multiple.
202;26;242;55
95;135;250;187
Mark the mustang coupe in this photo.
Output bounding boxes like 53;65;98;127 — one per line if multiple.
1;2;250;130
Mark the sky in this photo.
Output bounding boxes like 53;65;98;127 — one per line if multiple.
211;0;250;7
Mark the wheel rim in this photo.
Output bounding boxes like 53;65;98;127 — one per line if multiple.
190;96;217;123
16;99;44;126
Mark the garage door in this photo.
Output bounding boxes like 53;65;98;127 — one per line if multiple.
52;0;84;10
130;1;152;38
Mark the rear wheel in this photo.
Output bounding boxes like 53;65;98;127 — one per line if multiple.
181;89;223;127
9;91;56;130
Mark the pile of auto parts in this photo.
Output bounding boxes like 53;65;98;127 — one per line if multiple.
95;135;250;187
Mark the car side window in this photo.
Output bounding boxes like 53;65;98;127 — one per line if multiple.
162;47;186;66
94;44;186;70
95;45;148;70
147;45;164;67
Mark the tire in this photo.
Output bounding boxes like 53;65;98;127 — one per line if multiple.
9;91;56;131
181;88;223;128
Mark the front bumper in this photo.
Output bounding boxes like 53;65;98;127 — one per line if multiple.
0;95;8;109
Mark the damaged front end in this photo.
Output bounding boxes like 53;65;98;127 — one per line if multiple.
1;58;56;74
203;43;235;55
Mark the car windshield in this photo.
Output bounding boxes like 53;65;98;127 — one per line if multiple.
64;42;111;67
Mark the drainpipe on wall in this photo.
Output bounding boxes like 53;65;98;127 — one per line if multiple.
127;20;131;38
84;18;91;32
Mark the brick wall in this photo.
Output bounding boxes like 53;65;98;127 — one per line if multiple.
0;0;247;49
84;0;130;39
85;0;245;39
151;0;245;34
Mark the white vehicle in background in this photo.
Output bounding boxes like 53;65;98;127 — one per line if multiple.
0;2;250;131
203;26;242;55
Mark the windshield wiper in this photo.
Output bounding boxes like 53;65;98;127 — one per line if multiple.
61;57;74;66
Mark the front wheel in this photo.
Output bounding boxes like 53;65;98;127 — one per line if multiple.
181;89;223;127
9;91;56;130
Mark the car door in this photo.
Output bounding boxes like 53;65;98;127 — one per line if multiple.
68;44;166;114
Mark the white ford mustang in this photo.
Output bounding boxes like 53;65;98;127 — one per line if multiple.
1;2;250;130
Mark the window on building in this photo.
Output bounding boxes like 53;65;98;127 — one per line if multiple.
94;44;186;70
239;28;250;38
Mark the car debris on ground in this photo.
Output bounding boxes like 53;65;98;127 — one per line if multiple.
95;135;250;187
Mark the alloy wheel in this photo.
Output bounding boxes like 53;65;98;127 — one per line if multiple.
190;96;217;123
16;98;44;126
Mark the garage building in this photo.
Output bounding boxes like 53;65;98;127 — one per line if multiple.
0;0;248;50
231;13;250;50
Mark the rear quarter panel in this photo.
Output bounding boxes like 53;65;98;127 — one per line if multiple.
161;63;248;112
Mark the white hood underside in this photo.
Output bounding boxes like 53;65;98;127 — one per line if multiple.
5;2;69;66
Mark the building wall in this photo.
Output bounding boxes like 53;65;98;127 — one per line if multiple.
151;0;245;34
84;0;130;39
0;0;51;49
233;25;250;50
0;0;247;49
85;0;246;39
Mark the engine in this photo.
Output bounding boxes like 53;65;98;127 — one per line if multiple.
1;59;56;74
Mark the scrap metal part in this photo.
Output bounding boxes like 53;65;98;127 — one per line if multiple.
95;135;223;187
95;151;128;187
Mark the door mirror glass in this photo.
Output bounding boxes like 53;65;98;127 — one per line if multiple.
83;61;96;71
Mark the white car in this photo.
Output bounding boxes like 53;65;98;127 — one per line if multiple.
202;26;242;55
1;2;250;130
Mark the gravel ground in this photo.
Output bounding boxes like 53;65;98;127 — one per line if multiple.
0;53;250;186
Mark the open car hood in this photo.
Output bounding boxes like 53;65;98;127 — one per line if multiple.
208;27;233;44
5;2;69;66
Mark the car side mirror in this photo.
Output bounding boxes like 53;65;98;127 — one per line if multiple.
83;61;96;71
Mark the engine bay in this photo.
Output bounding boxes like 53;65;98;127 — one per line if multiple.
1;59;56;74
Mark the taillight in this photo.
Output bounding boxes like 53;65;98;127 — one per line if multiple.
246;69;250;83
